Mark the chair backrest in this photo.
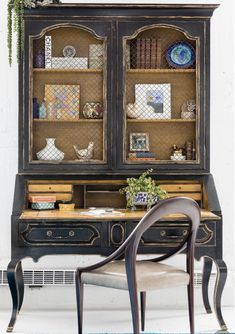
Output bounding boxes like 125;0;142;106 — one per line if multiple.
124;197;200;270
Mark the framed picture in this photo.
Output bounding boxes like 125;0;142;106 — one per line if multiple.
130;133;150;151
135;83;171;119
45;84;80;120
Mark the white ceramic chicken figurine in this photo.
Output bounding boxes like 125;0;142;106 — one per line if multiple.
73;142;94;160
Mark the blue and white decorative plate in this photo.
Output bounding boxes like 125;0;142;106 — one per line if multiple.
166;42;195;68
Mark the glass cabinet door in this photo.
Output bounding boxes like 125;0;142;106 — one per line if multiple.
121;24;200;167
30;25;108;165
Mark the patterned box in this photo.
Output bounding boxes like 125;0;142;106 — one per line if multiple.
45;84;80;120
51;57;88;69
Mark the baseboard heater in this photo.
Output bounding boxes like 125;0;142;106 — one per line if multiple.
0;270;216;288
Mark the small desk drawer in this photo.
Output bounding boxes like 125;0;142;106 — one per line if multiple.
19;222;101;246
126;221;216;248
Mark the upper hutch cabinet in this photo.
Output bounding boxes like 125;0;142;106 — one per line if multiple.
22;19;113;172
20;4;215;174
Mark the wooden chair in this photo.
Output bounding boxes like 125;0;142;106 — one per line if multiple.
75;197;200;334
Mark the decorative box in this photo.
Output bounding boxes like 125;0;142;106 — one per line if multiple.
31;202;55;210
59;203;75;211
51;57;88;69
29;195;57;203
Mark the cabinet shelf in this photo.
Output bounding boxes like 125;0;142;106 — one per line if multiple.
127;119;196;123
33;119;103;123
33;68;102;73
127;69;196;74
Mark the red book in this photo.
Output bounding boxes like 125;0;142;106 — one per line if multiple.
150;38;157;68
140;38;146;69
136;38;141;69
145;38;151;69
156;38;162;68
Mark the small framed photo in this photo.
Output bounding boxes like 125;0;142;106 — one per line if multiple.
135;83;171;119
130;133;150;151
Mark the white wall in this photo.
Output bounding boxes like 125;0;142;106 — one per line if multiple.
0;0;234;309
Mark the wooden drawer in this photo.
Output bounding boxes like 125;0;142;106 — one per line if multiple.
19;223;101;246
28;184;73;192
126;222;216;247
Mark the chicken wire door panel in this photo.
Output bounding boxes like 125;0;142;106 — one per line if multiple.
29;25;108;165
117;22;203;169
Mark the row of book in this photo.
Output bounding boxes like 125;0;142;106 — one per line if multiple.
128;152;157;161
130;38;161;69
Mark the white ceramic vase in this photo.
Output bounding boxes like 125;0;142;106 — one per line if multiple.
37;138;64;161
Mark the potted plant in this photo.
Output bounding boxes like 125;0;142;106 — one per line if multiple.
119;169;168;210
7;0;61;65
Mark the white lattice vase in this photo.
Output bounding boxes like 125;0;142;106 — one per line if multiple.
36;138;64;161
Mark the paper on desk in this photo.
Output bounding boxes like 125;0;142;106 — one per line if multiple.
79;209;123;216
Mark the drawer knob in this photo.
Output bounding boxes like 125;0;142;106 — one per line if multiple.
47;230;52;237
160;230;166;237
69;230;75;237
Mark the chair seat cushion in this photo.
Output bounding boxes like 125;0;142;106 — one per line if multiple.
81;261;190;291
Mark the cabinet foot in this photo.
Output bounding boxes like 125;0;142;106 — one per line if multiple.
7;260;24;332
213;259;228;331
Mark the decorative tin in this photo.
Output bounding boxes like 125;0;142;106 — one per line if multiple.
31;202;55;210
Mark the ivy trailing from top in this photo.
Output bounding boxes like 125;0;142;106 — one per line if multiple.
7;0;61;66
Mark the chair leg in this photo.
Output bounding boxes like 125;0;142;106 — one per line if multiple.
140;291;146;331
76;272;84;334
187;281;195;334
128;285;140;334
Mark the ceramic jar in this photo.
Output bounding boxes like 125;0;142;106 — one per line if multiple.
36;138;64;161
34;49;45;68
83;102;103;119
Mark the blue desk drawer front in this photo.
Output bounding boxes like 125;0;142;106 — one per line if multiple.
19;222;101;246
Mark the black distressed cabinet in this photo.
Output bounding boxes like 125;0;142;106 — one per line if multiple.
8;4;228;333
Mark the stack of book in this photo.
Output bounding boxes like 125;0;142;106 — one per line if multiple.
29;195;56;210
131;38;161;69
128;152;156;161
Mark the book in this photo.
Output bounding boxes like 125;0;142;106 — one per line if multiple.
129;157;156;161
150;38;157;68
136;38;141;69
129;152;156;158
156;38;162;68
29;195;57;203
145;38;151;69
140;38;146;69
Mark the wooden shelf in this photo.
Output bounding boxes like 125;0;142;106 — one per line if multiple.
127;69;196;74
33;68;102;73
33;119;103;123
127;119;196;123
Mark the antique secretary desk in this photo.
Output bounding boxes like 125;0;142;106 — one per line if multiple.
7;3;228;332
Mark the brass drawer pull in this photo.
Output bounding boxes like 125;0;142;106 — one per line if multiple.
46;230;75;239
160;229;188;238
